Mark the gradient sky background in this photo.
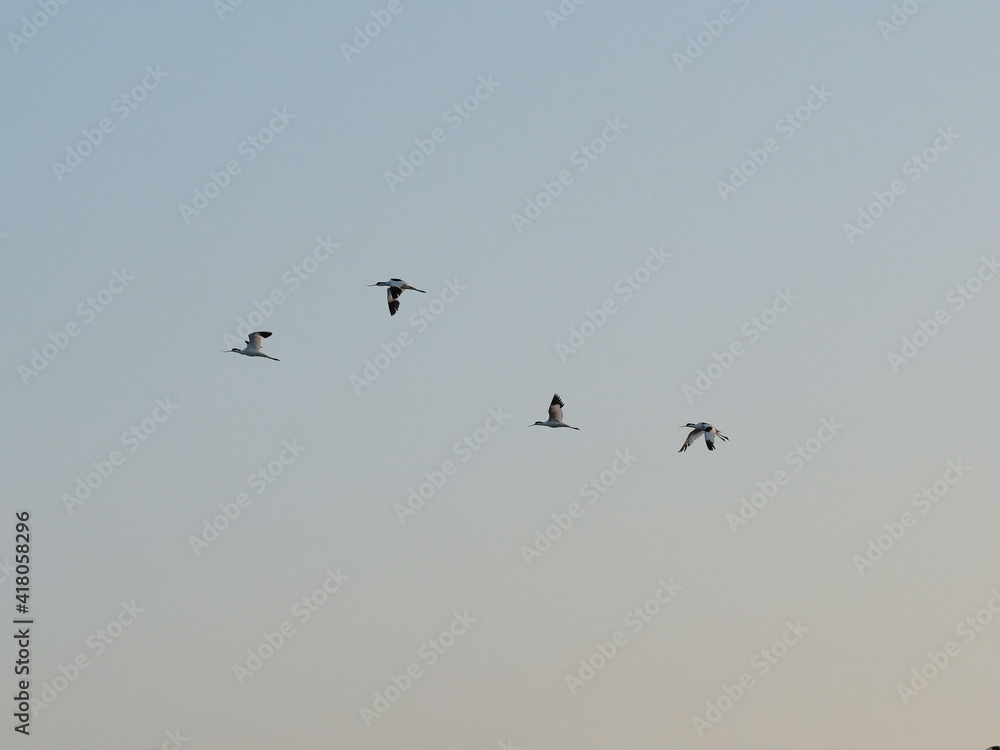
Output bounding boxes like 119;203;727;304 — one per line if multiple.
2;1;999;748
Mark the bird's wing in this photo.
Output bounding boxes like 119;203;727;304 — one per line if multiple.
548;394;565;421
245;332;263;352
679;428;701;452
704;431;716;450
387;288;400;316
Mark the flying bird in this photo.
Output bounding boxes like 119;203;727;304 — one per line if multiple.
226;331;280;361
368;278;426;316
679;422;728;452
531;393;579;430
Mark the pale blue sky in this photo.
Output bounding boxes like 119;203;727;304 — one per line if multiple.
3;1;1000;748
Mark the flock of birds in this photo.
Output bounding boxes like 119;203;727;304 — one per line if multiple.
226;278;730;453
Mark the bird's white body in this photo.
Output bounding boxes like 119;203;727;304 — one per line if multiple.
531;393;579;430
368;278;426;316
679;422;727;451
227;331;280;361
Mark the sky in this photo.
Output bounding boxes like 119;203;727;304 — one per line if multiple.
2;1;1000;748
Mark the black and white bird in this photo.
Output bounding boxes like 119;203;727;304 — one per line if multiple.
531;393;580;430
368;278;426;316
679;422;728;452
226;331;280;361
